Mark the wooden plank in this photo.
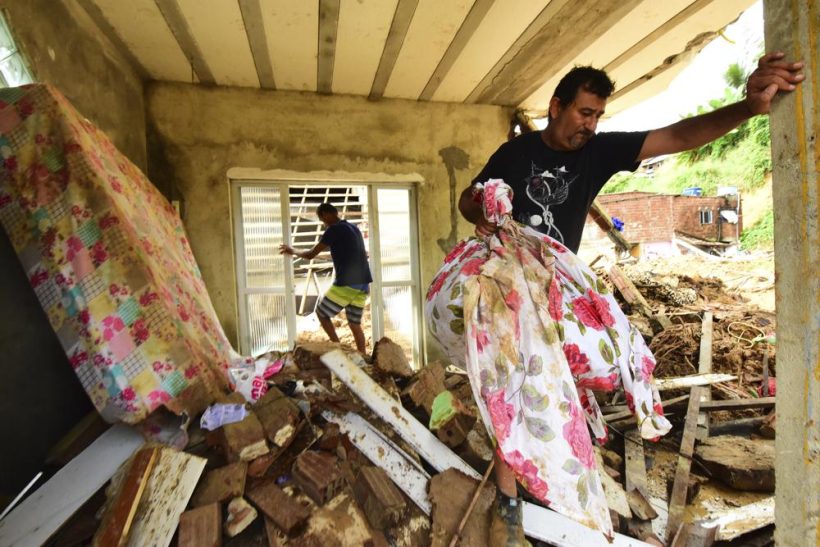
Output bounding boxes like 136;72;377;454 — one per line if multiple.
94;447;159;546
126;449;207;547
154;0;215;84
665;386;705;542
369;0;419;99
696;312;714;440
320;350;650;547
0;425;144;547
470;0;643;105
605;394;689;423
589;200;632;253
178;502;222;547
608;265;653;315
418;0;495;101
317;0;341;94
697;497;774;541
623;429;648;498
238;0;276;89
655;374;736;391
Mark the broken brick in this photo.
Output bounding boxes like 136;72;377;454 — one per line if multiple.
293;341;343;370
190;462;247;507
222;409;269;462
372;337;414;378
428;468;495;547
292;450;345;506
178;502;221;547
352;466;406;529
403;361;446;414
458;423;494;472
224;497;257;538
429;390;477;448
254;387;302;450
247;453;277;478
246;480;311;534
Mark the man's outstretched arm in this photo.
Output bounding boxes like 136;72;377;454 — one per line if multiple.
279;242;328;260
637;52;804;161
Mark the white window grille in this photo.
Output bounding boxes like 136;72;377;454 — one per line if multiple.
231;180;422;365
699;209;713;225
0;13;33;87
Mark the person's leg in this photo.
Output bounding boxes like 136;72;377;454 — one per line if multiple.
344;304;366;354
494;452;518;497
490;452;530;546
315;292;343;343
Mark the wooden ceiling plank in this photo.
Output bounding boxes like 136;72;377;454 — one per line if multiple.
464;0;574;104
239;0;276;89
317;0;340;94
77;0;150;80
369;0;420;100
471;0;644;106
418;0;495;102
604;0;713;76
153;0;215;84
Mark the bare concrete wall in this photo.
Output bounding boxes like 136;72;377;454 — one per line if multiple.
145;82;511;349
1;0;146;169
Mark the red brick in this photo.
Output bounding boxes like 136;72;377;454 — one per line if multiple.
190;462;247;508
352;466;406;530
292;451;345;506
246;480;311;534
224;497;257;537
178;502;221;547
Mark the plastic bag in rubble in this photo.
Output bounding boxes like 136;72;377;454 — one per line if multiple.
200;403;248;431
229;352;286;402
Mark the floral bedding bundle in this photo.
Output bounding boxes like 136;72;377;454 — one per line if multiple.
425;179;671;536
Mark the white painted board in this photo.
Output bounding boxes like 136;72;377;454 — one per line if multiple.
0;424;144;547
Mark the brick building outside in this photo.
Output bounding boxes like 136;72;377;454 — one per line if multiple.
580;191;742;258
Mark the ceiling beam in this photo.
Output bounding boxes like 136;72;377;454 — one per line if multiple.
418;0;495;102
154;0;215;84
368;0;419;100
604;0;715;76
76;0;150;81
317;0;340;94
468;0;643;106
238;0;276;89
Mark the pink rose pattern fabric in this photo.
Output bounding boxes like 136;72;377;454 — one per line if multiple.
0;85;238;423
425;179;671;536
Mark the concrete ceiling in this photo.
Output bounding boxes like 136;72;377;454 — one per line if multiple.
79;0;755;117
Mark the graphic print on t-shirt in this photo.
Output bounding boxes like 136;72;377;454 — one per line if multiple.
520;162;577;243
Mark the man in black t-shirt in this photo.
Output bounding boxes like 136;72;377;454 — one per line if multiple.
457;52;803;545
280;203;372;353
460;52;804;254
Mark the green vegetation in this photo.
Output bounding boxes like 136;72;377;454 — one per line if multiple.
603;62;774;248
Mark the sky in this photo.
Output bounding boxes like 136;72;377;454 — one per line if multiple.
597;1;764;132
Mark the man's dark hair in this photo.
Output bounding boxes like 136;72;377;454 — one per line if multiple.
316;202;337;216
550;66;615;119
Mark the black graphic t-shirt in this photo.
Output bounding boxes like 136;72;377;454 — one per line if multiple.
471;130;648;253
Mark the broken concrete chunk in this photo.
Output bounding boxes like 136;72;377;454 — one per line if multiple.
225;497;257;537
352;466;407;530
178;502;221;547
373;337;414;378
695;436;774;492
428;468;495;547
458;424;494;472
246;481;311;534
600;447;624;471
292;450;345;506
222;409;269;462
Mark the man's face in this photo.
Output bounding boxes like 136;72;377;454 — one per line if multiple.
317;211;330;227
547;89;606;151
